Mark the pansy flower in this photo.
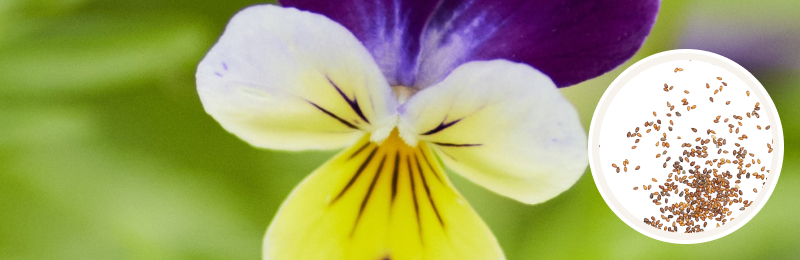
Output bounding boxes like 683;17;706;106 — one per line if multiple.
196;0;659;259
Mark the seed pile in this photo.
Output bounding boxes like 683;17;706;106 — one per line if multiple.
611;69;772;234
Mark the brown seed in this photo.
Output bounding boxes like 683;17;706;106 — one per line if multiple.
691;128;697;132
766;125;771;130
636;166;640;170
710;97;714;102
753;188;757;193
717;77;722;80
632;146;637;149
634;187;639;190
684;90;690;94
652;178;657;182
653;111;657;116
746;90;750;96
726;101;731;105
691;105;696;109
616;167;620;173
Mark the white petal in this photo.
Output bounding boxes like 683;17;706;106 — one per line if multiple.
196;5;397;151
397;60;587;204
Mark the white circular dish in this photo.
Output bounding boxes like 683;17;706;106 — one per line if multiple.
588;49;784;244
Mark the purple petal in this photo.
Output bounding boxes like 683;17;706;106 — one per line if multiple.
282;0;659;88
416;0;660;88
280;0;438;87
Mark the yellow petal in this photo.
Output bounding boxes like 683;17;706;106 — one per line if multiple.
263;130;504;260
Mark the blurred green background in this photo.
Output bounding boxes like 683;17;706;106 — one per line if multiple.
1;0;798;259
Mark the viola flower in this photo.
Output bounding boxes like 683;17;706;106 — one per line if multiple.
196;0;659;259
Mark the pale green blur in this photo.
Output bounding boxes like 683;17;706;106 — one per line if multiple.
1;0;798;259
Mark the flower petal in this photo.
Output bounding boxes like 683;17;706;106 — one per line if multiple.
279;0;438;87
414;0;660;88
264;132;504;260
196;5;397;151
398;60;587;204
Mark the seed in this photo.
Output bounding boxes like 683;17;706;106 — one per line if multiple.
624;167;628;172
653;111;657;116
710;97;714;102
627;132;631;138
616;167;620;173
652;178;657;182
676;112;681;117
746;91;750;96
632;146;637;149
684;90;689;94
753;188;757;193
766;125;770;130
691;128;697;132
691;105;696;109
635;139;640;143
717;77;722;80
634;187;639;190
726;101;731;105
636;166;641;170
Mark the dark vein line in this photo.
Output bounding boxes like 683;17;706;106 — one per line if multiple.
308;101;358;130
415;153;445;228
348;142;371;160
418;147;443;184
408;155;423;244
421;118;461;135
351;154;387;237
432;142;482;147
331;147;378;205
390;153;400;206
327;77;370;124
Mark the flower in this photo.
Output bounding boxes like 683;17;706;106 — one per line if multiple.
196;0;659;259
